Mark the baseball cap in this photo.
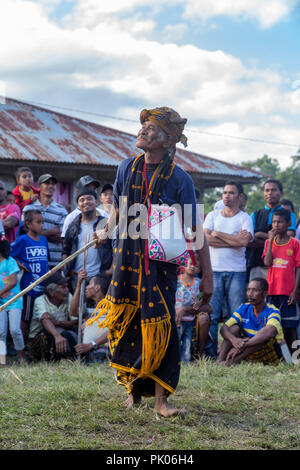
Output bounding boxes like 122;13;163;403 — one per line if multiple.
44;271;68;289
79;175;100;188
38;174;58;185
101;183;113;193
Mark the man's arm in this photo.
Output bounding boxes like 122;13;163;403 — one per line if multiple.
263;232;276;267
75;330;108;355
211;230;252;247
243;325;277;348
2;216;19;230
69;270;87;317
42;227;61;244
220;323;247;351
204;228;231;248
195;235;213;305
41;314;68;355
288;266;300;305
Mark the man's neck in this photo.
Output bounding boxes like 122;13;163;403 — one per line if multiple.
92;294;104;304
222;205;240;217
39;194;52;207
144;149;165;164
253;302;266;315
49;297;63;307
82;211;97;223
266;202;280;210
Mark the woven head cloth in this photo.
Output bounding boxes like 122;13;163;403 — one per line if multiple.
140;107;188;150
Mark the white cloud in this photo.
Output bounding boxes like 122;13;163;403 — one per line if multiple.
0;0;298;169
183;0;299;28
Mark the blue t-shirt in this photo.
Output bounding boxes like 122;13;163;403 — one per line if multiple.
113;156;199;228
225;302;283;342
0;256;23;309
10;234;49;298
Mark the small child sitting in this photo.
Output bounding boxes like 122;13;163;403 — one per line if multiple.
175;257;211;362
12;167;39;211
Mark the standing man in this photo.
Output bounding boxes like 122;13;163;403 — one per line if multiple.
23;174;68;268
0;180;20;243
90;106;213;417
62;188;112;291
203;181;254;358
247;179;297;281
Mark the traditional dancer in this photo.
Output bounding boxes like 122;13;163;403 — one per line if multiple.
88;106;213;417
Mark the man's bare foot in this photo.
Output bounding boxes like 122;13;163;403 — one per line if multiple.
123;393;142;409
154;397;187;417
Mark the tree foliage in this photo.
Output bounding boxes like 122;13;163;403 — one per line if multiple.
203;150;300;215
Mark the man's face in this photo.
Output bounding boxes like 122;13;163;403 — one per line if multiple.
50;283;69;303
77;194;97;213
246;281;266;306
136;120;168;151
85;277;98;299
263;182;282;206
222;185;240;207
39;179;56;197
272;215;289;235
18;171;33;189
100;189;113;207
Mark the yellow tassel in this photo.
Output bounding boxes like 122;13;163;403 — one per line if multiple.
139;316;171;378
86;298;137;343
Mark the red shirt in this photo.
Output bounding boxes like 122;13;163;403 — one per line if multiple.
12;185;40;210
262;237;300;295
0;203;21;243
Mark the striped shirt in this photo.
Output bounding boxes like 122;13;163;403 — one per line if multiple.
225;302;283;342
23;199;68;267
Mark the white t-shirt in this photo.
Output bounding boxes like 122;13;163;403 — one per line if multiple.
73;220;101;277
203;210;254;272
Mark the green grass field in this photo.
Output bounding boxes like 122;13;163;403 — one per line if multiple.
1;359;299;450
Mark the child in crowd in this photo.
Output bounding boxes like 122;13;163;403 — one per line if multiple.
12;167;39;211
10;210;49;339
262;208;300;353
175;257;211;362
0;235;24;365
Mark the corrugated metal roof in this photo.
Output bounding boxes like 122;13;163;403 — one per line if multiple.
0;98;262;180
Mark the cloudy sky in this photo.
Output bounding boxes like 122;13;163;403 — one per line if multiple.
1;0;300;167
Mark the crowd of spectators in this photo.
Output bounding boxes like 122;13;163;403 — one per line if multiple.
0;166;299;367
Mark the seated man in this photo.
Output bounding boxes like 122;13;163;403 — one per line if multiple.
27;272;78;361
218;278;283;366
70;270;110;360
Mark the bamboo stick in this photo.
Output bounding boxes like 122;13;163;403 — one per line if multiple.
0;237;97;312
77;235;90;362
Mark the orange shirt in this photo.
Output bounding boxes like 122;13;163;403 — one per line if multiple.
262;237;300;295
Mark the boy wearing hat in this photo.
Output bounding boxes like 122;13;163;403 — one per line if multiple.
62;188;113;291
61;175;102;237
